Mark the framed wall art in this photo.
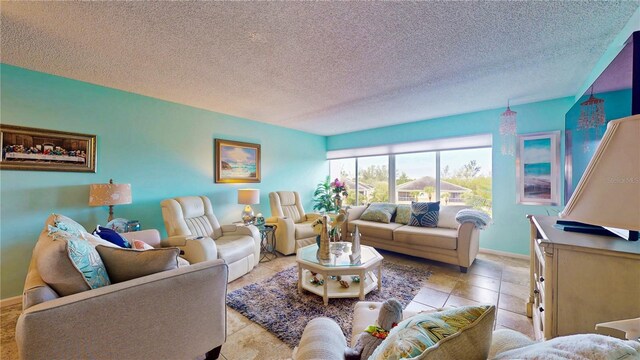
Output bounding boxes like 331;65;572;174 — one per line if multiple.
516;131;560;205
0;124;97;172
214;139;261;183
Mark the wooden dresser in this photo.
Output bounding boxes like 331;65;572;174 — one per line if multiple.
527;215;640;341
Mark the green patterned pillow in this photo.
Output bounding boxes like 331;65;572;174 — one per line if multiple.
394;204;411;224
370;305;495;360
360;203;398;224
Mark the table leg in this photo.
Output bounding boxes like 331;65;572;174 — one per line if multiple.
298;266;302;294
377;264;382;291
323;273;329;305
359;270;365;300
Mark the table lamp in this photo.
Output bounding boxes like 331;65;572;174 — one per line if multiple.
559;114;639;241
238;189;260;224
89;179;132;223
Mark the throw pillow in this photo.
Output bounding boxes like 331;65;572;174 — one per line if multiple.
44;213;88;236
394;204;411;225
360;203;398;224
369;305;496;360
409;201;440;227
132;239;190;267
38;227;111;296
93;226;131;248
438;205;470;229
95;245;180;283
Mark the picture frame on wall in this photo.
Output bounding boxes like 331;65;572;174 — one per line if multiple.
0;124;97;173
516;131;561;205
214;139;261;183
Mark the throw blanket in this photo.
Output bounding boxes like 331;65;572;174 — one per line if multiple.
455;209;492;230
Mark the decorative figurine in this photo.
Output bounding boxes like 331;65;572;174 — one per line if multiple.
318;215;331;260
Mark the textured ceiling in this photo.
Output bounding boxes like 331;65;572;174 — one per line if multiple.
1;2;637;135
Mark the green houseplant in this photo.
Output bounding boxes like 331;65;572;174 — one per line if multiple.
313;176;337;213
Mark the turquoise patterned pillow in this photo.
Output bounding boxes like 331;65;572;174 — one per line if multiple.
360;203;398;224
409;201;440;227
50;213;87;236
67;239;111;289
394;204;411;225
370;305;494;360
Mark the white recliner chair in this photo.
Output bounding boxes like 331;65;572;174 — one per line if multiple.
267;191;321;255
161;196;261;282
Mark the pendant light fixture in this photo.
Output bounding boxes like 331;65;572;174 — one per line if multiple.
499;101;517;156
577;86;606;153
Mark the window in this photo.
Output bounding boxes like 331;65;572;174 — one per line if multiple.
440;148;492;213
328;139;492;214
395;152;436;204
357;156;389;205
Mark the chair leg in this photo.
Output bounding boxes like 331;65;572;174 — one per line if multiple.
205;345;222;360
459;266;468;273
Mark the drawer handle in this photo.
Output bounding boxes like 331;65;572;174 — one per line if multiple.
539;276;545;282
539;307;544;312
533;289;539;294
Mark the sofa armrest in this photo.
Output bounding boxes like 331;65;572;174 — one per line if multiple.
122;229;161;248
294;317;347;360
274;217;296;255
456;222;481;270
16;260;228;360
347;205;367;222
163;235;218;264
221;224;261;265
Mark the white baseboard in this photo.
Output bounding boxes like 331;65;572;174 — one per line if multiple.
1;295;22;308
479;248;529;260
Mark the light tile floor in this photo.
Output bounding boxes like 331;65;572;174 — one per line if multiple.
0;251;533;360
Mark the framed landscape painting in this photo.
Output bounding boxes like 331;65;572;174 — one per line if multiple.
0;124;96;172
215;139;261;183
516;131;560;205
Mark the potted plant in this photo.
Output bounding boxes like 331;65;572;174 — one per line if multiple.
313;176;337;213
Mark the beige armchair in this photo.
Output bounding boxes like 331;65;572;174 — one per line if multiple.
18;228;228;360
267;191;321;255
161;195;260;282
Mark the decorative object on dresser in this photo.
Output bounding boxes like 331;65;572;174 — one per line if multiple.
515;131;561;205
526;215;640;341
238;188;260;224
560;115;640;241
214;138;260;183
89;179;132;222
0;124;96;172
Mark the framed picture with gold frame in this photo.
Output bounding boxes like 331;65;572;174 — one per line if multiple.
214;139;261;183
0;124;97;173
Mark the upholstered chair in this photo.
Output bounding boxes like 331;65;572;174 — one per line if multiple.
267;191;321;255
161;196;260;282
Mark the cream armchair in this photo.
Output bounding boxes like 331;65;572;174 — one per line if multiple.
267;191;321;255
161;196;260;282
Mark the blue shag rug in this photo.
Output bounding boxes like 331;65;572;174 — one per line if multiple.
227;260;431;348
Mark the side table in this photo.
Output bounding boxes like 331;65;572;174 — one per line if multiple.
257;224;277;262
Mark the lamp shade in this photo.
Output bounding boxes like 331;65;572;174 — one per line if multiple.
89;180;132;206
238;189;260;205
560;115;640;231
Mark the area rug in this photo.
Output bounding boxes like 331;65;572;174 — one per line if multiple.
227;260;431;348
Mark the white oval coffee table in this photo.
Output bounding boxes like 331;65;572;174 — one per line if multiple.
296;242;383;305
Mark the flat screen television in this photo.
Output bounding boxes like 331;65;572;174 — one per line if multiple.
564;31;639;203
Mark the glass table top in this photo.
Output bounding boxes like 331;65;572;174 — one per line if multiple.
297;242;380;267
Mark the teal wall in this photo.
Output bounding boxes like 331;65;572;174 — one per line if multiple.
0;64;327;299
328;97;575;256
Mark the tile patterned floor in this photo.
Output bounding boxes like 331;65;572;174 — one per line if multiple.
0;252;533;360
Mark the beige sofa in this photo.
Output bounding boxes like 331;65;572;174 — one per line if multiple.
17;225;228;360
346;205;480;272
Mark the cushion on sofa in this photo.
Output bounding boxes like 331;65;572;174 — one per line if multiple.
94;226;132;248
360;203;398;224
44;213;88;236
438;205;470;229
132;240;190;267
370;305;495;360
409;201;440;227
37;228;111;296
348;220;404;240
491;332;640;359
216;234;256;264
393;226;458;250
394;204;411;225
95;245;180;283
295;221;316;239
